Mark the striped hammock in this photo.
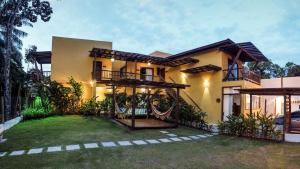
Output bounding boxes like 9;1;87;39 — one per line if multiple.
150;102;175;120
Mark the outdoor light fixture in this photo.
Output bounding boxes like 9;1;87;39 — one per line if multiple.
147;62;151;66
111;57;115;62
141;88;146;93
89;80;94;87
203;80;209;88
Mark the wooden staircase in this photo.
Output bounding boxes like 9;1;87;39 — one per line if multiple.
164;77;202;112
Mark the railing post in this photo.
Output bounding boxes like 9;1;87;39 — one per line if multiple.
131;86;136;129
176;88;180;126
111;85;116;118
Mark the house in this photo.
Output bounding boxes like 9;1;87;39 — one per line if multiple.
35;36;268;122
33;36;300;141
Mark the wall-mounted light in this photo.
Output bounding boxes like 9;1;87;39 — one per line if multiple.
89;80;94;87
148;88;152;91
110;57;115;62
203;80;209;88
147;62;151;66
141;88;146;93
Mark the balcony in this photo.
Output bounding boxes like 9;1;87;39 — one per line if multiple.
93;70;164;82
223;68;261;84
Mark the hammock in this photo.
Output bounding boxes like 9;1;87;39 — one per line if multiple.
114;97;147;118
150;102;176;120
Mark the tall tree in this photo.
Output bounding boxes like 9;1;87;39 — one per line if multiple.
247;61;273;79
284;62;300;77
0;0;52;120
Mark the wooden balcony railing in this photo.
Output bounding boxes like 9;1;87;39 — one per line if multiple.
93;70;165;82
223;68;261;84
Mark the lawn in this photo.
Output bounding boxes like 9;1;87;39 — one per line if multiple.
0;115;300;169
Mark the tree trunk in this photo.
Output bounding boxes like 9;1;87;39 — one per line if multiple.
3;25;12;121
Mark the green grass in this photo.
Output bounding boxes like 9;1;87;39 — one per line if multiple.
0;115;300;169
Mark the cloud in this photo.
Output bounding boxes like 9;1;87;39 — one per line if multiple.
20;0;300;69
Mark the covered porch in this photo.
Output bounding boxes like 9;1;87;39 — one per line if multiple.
238;87;300;142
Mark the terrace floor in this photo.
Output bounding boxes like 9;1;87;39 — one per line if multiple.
0;115;300;169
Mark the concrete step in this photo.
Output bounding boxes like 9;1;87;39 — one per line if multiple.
285;133;300;142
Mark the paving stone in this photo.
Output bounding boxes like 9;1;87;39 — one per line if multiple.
132;140;147;145
28;148;43;154
118;141;133;146
166;133;177;137
205;134;213;137
47;146;62;152
179;136;192;141
66;144;80;151
0;152;7;157
159;130;169;134
84;143;99;149
189;136;200;140
159;138;172;143
146;139;160;144
197;135;208;138
212;133;219;135
169;137;182;141
101;142;117;147
10;150;25;156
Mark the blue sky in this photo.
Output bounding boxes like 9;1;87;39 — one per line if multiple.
21;0;300;70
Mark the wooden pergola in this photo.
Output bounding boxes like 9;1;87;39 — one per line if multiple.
105;78;189;129
90;48;199;67
238;88;300;139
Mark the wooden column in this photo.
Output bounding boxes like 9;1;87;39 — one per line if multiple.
249;94;253;115
131;86;136;129
147;89;151;118
264;99;267;115
176;88;180;126
224;49;242;81
111;85;116;118
284;95;292;133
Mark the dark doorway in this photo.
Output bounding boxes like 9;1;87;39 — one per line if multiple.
93;61;102;81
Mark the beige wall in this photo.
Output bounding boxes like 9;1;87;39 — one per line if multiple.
166;49;224;123
51;36;112;101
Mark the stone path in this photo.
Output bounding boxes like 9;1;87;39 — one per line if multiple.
0;130;216;158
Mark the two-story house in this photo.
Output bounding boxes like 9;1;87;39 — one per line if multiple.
35;36;268;125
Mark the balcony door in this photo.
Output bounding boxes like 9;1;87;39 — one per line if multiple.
93;61;102;81
228;59;239;80
140;67;153;81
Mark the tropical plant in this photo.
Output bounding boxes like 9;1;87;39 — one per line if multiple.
79;97;101;116
67;77;83;112
0;0;52;121
22;96;52;120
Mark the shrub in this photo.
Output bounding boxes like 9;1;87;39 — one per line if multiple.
22;97;53;120
79;97;101;116
218;112;282;141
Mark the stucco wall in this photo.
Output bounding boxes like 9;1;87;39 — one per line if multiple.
51;36;112;101
166;49;223;123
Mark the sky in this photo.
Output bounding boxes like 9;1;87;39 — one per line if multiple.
21;0;300;70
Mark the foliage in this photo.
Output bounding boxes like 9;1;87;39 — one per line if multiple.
22;97;52;120
47;80;71;114
67;77;83;112
218;112;281;140
79;97;101;116
247;61;300;78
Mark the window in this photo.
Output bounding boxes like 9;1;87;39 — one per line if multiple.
245;94;261;109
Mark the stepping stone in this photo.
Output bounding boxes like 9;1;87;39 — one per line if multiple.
189;136;200;140
132;140;147;145
197;135;208;138
205;134;213;137
180;136;192;141
146;139;160;144
66;144;80;151
159;131;169;134
101;142;117;147
212;133;219;135
166;133;177;137
0;152;7;157
159;138;172;143
169;137;182;141
28;148;43;154
84;143;99;149
118;141;133;146
47;146;62;152
10;150;25;156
